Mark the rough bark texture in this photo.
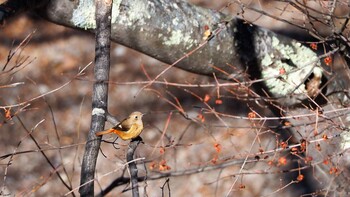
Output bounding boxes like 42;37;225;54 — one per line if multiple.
37;0;326;104
126;139;141;197
35;0;350;195
2;0;350;195
79;0;112;196
38;0;240;79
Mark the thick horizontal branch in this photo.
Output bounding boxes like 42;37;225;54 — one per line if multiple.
35;0;323;100
38;0;239;79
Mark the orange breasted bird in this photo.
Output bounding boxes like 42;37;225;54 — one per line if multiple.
95;111;144;140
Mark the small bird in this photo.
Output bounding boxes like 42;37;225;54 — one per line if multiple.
95;111;144;140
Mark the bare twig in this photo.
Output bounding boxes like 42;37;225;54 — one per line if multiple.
67;157;145;196
0;62;92;108
0;142;86;160
45;100;74;195
1;119;44;196
16;117;74;194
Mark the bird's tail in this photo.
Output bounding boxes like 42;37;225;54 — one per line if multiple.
95;129;114;136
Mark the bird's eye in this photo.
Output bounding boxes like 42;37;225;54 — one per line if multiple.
135;116;138;119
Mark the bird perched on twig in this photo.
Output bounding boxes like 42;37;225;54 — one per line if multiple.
95;111;144;140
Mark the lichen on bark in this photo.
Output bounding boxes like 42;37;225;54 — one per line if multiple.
260;36;322;98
